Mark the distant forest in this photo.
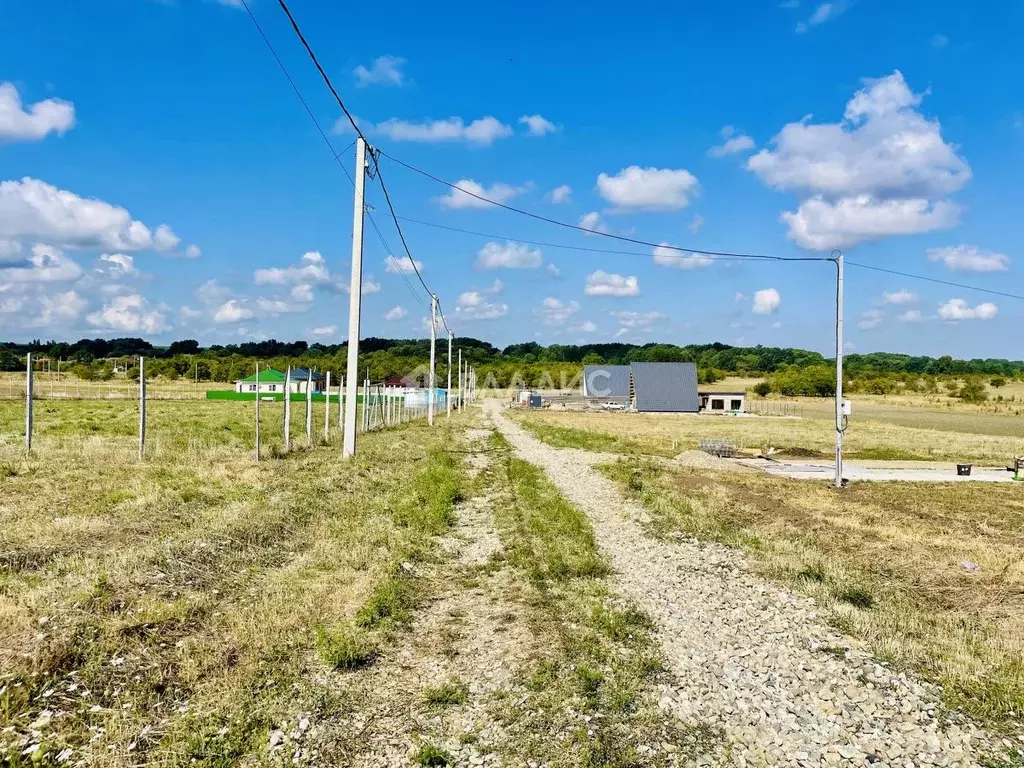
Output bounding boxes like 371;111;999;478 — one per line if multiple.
1;337;1022;397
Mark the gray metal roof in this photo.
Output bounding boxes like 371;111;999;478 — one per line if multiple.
582;365;630;397
629;362;699;412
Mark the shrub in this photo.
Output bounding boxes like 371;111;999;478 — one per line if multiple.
315;623;378;669
959;379;989;404
991;376;1007;388
752;381;772;397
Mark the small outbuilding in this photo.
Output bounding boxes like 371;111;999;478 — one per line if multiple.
699;391;747;414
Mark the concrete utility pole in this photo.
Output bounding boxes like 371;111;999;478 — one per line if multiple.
324;371;331;438
305;369;313;445
343;137;368;458
447;330;453;417
25;352;33;452
255;362;261;462
138;357;146;459
284;366;292;451
337;375;345;437
428;294;438;426
833;250;845;489
458;349;463;412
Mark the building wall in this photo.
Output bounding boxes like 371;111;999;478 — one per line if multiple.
700;393;746;413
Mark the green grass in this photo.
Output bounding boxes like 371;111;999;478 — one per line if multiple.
316;623;379;669
423;679;469;708
516;421;674;458
412;743;452;766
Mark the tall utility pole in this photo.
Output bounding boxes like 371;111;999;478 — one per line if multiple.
833;250;845;489
446;330;453;417
343;137;368;458
255;362;261;462
428;294;437;426
458;349;463;412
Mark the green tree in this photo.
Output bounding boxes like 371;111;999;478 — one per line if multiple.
990;376;1007;388
959;379;988;404
0;349;21;372
753;381;771;397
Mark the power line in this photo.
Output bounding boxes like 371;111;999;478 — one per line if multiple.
846;261;1024;301
274;0;363;140
239;0;430;316
378;150;828;263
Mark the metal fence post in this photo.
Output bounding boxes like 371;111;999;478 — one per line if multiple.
284;367;292;451
138;357;146;459
305;370;313;445
25;352;33;453
255;362;261;462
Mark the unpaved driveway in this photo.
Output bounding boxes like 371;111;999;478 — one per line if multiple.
488;403;992;767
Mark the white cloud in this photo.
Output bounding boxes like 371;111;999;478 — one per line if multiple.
475;241;542;270
596;166;699;211
291;283;313;302
184;244;201;259
96;252;138;278
795;1;848;32
455;290;508;320
546;263;561;277
927;245;1010;273
708;126;756;157
519;114;557;136
384;254;424;274
0;244;81;283
574;320;598;333
179;305;203;321
882;289;917;305
195;279;229;307
384;305;407;321
310;325;337;337
353;55;407;88
38;290;87;327
585;270;640;297
0;82;75;142
437;179;527;210
938;298;998;321
752;288;781;314
375;116;512;145
734;292;746;303
536;297;580;325
688;213;705;234
748;71;970;250
611;310;667;338
781;196;960;251
858;308;885;330
578;211;608;234
213;299;254;324
254;251;330;285
549;185;572;204
897;309;922;323
652;242;713;270
255;297;310;315
86;294;170;333
0;238;21;262
0;177;181;252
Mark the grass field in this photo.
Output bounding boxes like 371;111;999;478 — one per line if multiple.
507;408;1024;732
0;399;466;765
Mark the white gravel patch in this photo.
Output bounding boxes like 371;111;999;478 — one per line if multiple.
489;403;999;767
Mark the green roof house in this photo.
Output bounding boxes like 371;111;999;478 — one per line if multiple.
234;368;287;395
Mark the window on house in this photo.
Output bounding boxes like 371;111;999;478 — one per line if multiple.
711;399;725;410
250;384;257;392
269;384;276;392
731;399;742;411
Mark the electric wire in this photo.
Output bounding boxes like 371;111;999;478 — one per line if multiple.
238;0;428;315
378;151;828;263
845;261;1024;302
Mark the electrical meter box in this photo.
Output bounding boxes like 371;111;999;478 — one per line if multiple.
841;399;852;416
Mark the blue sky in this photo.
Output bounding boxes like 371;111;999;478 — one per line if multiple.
1;0;1021;358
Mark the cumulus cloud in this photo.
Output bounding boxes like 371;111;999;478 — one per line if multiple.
578;211;608;234
546;263;561;277
748;71;970;250
384;305;407;321
374;116;512;145
353;55;407;87
652;243;713;270
611;310;667;338
927;245;1010;272
96;253;138;278
596;166;699;211
0;177;182;252
86;294;170;333
897;309;922;323
536;297;580;325
213;299;254;324
574;320;598;333
858;308;885;330
549;185;572;204
39;290;87;327
882;289;917;304
455;290;507;320
519;114;557;136
183;244;201;259
255;297;310;315
437;179;528;210
475;241;542;269
309;325;336;337
254;251;329;285
708;126;755;157
0;82;75;142
0;244;82;283
384;254;424;274
938;298;998;321
585;270;640;297
752;288;781;314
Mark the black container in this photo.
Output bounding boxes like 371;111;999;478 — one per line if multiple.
957;464;972;476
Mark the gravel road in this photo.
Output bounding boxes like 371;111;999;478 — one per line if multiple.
488;403;997;767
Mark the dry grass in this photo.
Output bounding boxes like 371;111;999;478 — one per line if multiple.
515;407;1024;463
506;409;1024;730
0;399;467;766
0;372;234;401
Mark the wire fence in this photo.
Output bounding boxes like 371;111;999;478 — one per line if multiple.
746;399;804;418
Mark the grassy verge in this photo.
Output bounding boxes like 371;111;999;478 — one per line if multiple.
599;457;1024;732
510;420;676;458
0;401;464;766
481;432;723;765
